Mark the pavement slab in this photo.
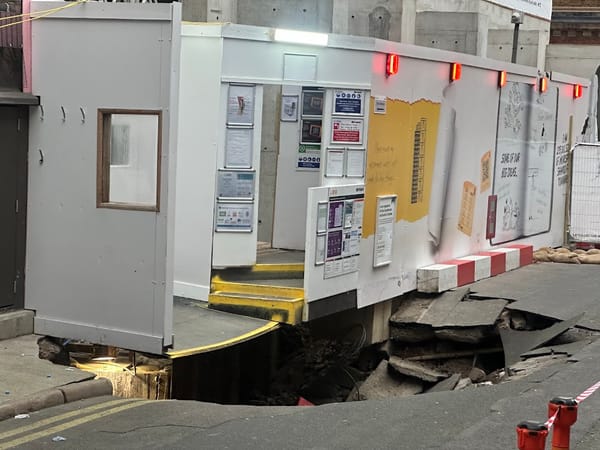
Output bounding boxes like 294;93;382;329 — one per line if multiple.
500;313;583;366
0;335;94;406
469;262;600;330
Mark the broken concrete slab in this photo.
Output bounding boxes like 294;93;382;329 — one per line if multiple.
358;360;423;400
420;287;470;326
388;357;448;383
435;299;508;328
500;314;583;367
389;323;435;343
426;373;461;393
433;299;508;343
390;291;507;344
520;339;592;359
389;297;435;343
508;354;569;381
434;326;497;344
389;297;435;324
469;263;600;330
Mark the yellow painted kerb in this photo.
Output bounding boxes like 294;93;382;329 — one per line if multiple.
166;321;279;359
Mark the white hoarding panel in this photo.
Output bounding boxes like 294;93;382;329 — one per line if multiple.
492;81;558;244
212;84;263;267
27;2;180;354
305;184;364;302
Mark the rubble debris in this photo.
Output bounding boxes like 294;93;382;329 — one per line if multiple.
500;314;584;366
426;373;461;393
37;337;70;366
468;367;486;383
485;369;506;384
454;378;472;390
405;348;503;361
387;356;448;382
356;360;423;401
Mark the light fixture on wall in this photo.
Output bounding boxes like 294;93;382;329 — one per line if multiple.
386;53;399;77
273;28;328;46
498;70;507;88
574;84;583;99
450;63;462;82
510;11;524;64
539;76;548;93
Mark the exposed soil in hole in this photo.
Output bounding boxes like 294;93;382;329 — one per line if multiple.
244;325;510;406
36;307;600;406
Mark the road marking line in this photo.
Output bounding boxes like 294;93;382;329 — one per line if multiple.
0;398;130;441
0;400;149;449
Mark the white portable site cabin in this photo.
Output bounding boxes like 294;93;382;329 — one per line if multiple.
25;2;590;355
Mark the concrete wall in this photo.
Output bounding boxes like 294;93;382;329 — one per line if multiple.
332;0;404;42
258;84;280;243
182;0;207;22
237;0;333;32
546;44;600;79
181;0;551;67
415;11;479;54
487;29;542;68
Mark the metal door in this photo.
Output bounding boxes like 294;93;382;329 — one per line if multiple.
0;107;25;310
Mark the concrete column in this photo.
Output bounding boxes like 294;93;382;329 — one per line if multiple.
476;11;489;57
332;0;349;35
207;0;238;23
537;28;549;71
400;0;416;44
370;300;392;343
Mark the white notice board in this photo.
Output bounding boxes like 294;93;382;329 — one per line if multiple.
227;84;255;126
373;195;397;267
225;127;253;168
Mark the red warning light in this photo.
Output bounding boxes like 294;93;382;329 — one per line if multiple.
498;70;507;88
539;77;548;93
450;63;462;82
574;84;583;99
386;54;399;77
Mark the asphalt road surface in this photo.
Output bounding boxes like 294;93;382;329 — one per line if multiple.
2;338;600;450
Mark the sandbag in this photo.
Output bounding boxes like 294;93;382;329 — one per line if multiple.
549;252;580;264
578;253;600;264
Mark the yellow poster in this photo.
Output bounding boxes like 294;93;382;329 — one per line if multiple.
458;181;477;236
363;98;441;238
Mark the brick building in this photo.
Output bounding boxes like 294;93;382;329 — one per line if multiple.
551;0;600;45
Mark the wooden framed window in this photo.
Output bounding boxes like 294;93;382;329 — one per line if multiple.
97;109;162;211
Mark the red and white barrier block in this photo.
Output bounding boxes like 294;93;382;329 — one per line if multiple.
417;244;533;293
